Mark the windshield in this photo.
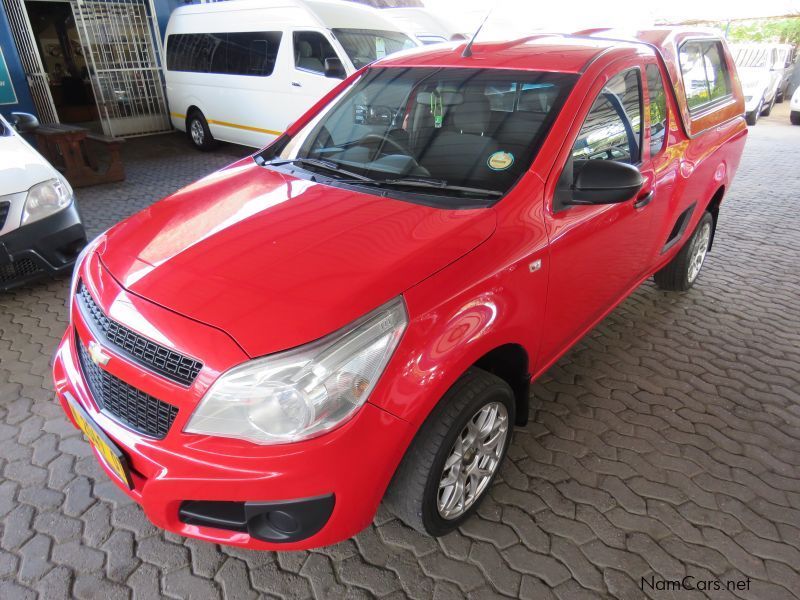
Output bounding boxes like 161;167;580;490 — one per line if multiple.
261;67;576;207
333;29;417;69
733;47;771;69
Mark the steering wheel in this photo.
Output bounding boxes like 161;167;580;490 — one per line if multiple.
358;133;408;161
309;126;334;156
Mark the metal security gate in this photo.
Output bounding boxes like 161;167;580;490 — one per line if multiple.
1;0;60;123
70;0;170;137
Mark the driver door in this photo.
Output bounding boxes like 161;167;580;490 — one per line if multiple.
538;61;657;368
288;30;345;118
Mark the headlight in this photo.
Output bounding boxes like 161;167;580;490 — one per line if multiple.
68;230;107;322
185;298;408;445
21;178;73;226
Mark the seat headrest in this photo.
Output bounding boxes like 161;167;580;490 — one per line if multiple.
416;91;464;106
298;40;313;58
452;93;491;135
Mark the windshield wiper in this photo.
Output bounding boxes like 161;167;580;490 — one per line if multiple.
257;156;502;199
258;156;375;182
336;176;503;197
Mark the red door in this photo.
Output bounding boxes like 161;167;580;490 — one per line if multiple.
538;59;659;369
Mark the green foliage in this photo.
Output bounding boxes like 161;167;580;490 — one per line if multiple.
724;17;800;46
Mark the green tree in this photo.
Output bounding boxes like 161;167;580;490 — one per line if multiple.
725;17;800;46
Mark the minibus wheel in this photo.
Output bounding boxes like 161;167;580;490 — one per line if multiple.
385;368;515;536
187;111;217;151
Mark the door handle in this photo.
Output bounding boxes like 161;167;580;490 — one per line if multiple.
291;81;301;87
633;190;654;209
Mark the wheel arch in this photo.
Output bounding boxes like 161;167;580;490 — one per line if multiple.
185;105;203;128
705;185;725;251
472;343;531;426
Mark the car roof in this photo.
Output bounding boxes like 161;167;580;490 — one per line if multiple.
376;34;646;73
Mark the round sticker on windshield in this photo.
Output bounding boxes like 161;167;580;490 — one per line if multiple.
487;151;514;171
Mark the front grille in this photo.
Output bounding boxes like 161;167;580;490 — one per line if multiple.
0;201;9;229
77;282;202;386
77;335;179;439
0;257;44;284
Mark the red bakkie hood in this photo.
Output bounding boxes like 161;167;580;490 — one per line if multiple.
98;159;496;357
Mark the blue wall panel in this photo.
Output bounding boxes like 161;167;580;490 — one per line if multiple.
0;4;37;118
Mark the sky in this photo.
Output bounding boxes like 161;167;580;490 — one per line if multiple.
421;0;800;38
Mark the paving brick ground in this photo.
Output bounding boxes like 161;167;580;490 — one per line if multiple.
1;105;799;599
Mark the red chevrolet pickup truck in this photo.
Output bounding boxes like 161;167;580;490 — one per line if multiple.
54;28;746;549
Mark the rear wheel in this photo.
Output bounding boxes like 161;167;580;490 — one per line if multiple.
187;111;217;151
384;368;515;536
654;212;713;292
791;111;800;126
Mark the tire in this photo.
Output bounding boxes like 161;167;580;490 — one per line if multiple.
761;94;775;117
186;111;217;151
791;111;800;126
776;89;784;104
384;368;515;536
654;211;713;292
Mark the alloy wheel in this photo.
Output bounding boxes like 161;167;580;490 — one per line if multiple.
190;119;205;146
688;222;711;283
437;401;509;520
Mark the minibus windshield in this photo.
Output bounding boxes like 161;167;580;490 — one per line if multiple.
260;67;577;207
332;29;417;68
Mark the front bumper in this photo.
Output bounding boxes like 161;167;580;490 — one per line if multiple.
53;311;414;550
743;95;763;114
0;202;86;291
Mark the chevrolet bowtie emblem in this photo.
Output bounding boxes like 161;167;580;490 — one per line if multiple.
88;340;111;367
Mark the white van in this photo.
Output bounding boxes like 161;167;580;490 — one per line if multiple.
383;8;464;45
164;0;419;150
730;43;783;125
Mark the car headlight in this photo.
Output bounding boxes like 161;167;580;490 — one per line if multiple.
185;297;408;445
21;178;73;226
68;230;107;322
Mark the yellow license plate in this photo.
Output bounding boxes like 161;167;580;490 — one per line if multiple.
67;397;132;489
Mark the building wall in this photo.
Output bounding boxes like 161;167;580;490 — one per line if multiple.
0;4;37;118
154;0;186;43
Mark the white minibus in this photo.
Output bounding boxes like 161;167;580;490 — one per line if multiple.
164;0;419;150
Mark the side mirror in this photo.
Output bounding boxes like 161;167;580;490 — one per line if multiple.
324;58;346;80
570;160;644;205
9;112;39;132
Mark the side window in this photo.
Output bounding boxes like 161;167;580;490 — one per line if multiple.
572;69;642;164
679;41;732;112
227;32;282;76
646;64;667;157
167;34;221;73
293;31;337;75
166;32;281;76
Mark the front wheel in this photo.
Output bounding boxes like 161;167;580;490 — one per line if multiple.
654;212;713;292
384;368;515;536
791;111;800;126
762;94;775;117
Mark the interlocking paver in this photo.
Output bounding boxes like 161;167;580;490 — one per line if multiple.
1;107;799;597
